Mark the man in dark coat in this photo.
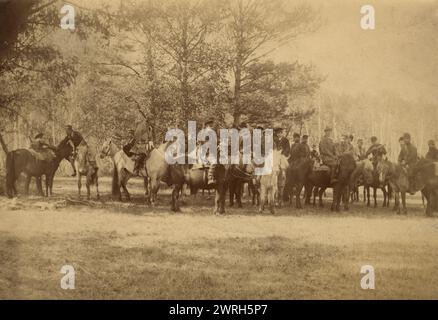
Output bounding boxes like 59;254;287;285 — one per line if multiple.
319;127;338;183
123;129;147;176
425;140;438;161
398;133;418;194
274;127;290;157
301;134;311;159
289;133;308;165
62;125;85;176
365;136;387;164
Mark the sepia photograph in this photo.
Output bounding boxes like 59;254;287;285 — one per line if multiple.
0;0;438;304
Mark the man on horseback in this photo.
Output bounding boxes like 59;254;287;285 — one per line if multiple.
301;135;311;159
355;138;367;161
62;125;85;176
273;127;290;157
123;129;147;176
398;133;418;194
319;127;338;184
365;136;387;165
206;119;218;187
289;133;308;165
30;133;56;161
425;140;438;161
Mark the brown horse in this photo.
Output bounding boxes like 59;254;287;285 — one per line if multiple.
411;158;438;216
303;153;356;211
5;140;73;198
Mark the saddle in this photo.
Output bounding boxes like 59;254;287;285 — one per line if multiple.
28;147;55;162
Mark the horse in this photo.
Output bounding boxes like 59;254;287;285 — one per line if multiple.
285;158;313;209
411;158;438;216
304;153;356;211
74;143;99;200
228;161;254;208
258;149;289;214
377;159;409;214
350;159;390;207
5;140;73;198
99;139;148;201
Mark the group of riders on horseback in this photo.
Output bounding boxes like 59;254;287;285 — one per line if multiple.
7;117;438;215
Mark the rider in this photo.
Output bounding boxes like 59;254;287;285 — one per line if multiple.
398;133;418;194
205;119;218;187
310;144;320;164
425;140;438;161
123;128;147;176
30;133;56;160
319;126;338;184
365;136;387;165
338;134;355;156
289;133;308;165
63;125;85;176
355;138;367;161
300;134;311;159
273;127;290;157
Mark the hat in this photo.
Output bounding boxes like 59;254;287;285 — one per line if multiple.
324;126;332;132
302;134;309;139
204;119;214;127
66;125;72;130
428;140;435;146
34;133;44;139
403;132;411;139
239;122;247;129
274;127;284;133
371;136;378;142
255;125;264;130
293;133;300;138
128;129;135;134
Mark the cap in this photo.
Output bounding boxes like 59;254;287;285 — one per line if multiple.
302;134;309;139
324;126;332;132
293;133;300;138
274;127;284;133
403;132;411;139
66;125;72;130
34;133;44;139
204;119;214;127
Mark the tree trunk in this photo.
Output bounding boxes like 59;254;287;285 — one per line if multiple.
0;131;8;154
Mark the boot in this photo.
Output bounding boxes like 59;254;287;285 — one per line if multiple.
330;166;338;184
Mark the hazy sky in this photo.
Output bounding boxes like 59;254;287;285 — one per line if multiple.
274;0;438;103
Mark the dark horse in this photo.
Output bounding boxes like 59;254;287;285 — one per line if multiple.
5;140;73;198
411;158;438;216
300;154;356;211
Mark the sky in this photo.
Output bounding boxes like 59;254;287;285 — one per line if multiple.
274;0;438;103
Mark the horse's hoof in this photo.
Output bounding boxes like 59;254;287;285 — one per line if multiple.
402;209;408;215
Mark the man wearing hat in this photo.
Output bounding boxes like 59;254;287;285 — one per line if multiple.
338;134;355;156
319;127;338;184
62;125;85;176
289;133;307;164
398;133;418;194
365;136;387;165
204;118;218;186
273;127;290;157
30;133;56;160
123;128;146;176
355;138;367;161
300;134;311;159
426;140;438;161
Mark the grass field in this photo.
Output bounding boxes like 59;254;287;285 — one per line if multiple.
1;177;437;299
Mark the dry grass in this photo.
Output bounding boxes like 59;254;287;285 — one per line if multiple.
1;177;438;299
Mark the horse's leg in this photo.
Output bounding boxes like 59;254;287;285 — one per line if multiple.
366;186;370;207
343;186;350;210
95;175;100;200
24;175;31;196
143;177;150;204
86;176;91;200
229;181;234;207
382;186;387;207
236;181;243;208
394;191;400;213
401;192;407;214
373;187;377;208
259;186;265;213
295;183;304;209
171;184;182;212
77;174;82;198
269;188;275;214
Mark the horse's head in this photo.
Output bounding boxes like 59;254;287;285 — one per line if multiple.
338;153;356;182
56;139;73;160
76;146;88;175
99;139;112;159
376;160;390;184
361;159;374;185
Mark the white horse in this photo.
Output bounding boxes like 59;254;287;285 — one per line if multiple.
99;139;148;201
258;149;289;214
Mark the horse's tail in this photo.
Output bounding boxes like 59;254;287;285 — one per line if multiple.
111;163;120;197
5;151;16;198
